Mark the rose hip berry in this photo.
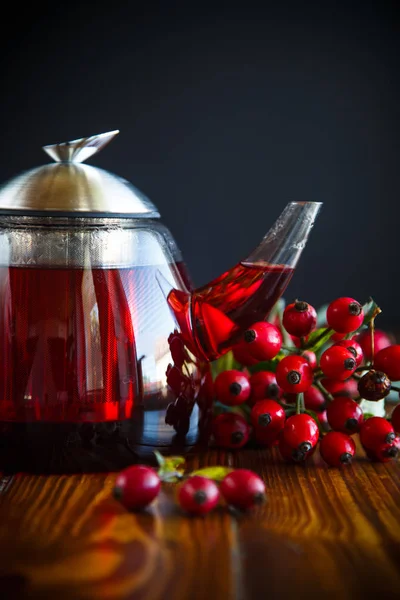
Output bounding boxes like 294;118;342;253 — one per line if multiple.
365;441;399;463
355;329;392;361
220;469;266;510
281;413;319;461
334;339;364;367
326;297;364;333
212;413;250;449
359;417;396;450
243;322;282;361
304;386;326;412
320;346;357;381
282;300;317;337
178;476;220;516
214;370;251;406
331;332;346;342
303;350;317;369
374;345;400;381
232;343;259;367
250;399;285;433
357;369;391;401
113;465;161;511
319;431;356;467
322;377;358;398
249;371;282;404
391;404;400;433
326;396;364;434
276;355;314;394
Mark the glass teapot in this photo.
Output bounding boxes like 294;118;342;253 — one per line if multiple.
0;131;321;473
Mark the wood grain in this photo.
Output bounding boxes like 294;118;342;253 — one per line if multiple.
0;442;400;600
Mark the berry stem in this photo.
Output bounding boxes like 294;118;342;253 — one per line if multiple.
370;316;375;364
296;392;305;415
390;384;400;393
282;345;297;353
351;373;362;381
314;379;334;403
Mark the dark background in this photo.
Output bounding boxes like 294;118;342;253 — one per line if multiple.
0;1;398;328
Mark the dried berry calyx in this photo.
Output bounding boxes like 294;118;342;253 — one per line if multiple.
349;302;362;316
287;371;301;385
294;300;309;312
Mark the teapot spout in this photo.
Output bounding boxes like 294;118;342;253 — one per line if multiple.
167;202;322;362
242;201;322;270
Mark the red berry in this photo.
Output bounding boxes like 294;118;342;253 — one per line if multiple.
250;399;285;432
355;329;392;361
220;469;266;510
214;370;250;406
212;413;250;449
320;346;357;380
318;410;329;430
357;369;391;401
326;396;364;434
321;377;358;398
302;350;317;369
391;404;400;433
232;343;259;367
327;297;364;333
281;413;319;461
243;322;282;361
249;371;282;405
374;345;400;381
113;465;161;511
290;335;306;348
282;300;317;337
334;339;364;367
304;386;326;412
331;332;346;342
278;431;317;463
364;441;399;463
359;417;395;450
275;355;314;394
178;476;220;515
319;431;356;467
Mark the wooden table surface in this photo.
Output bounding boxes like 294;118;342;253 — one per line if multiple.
1;442;400;600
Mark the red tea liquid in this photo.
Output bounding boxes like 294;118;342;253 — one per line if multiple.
0;262;194;423
169;261;294;361
0;261;201;472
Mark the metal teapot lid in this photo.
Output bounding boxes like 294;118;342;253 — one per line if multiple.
0;130;160;218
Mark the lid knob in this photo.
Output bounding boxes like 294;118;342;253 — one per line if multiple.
42;130;120;164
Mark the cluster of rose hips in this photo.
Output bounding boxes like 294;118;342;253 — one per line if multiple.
211;296;400;466
113;463;266;516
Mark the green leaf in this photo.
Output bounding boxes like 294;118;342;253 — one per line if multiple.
190;466;234;481
154;450;165;468
159;471;185;483
248;355;283;374
163;456;186;471
316;303;329;328
304;327;334;352
155;451;186;481
211;350;240;378
355;298;382;334
267;298;286;324
363;412;376;420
